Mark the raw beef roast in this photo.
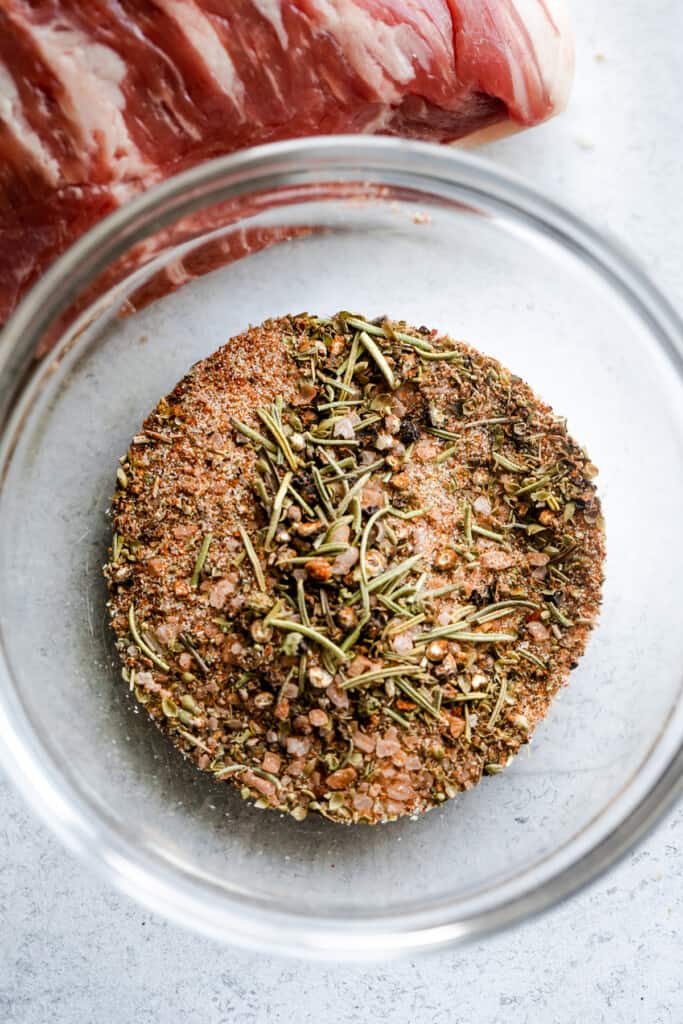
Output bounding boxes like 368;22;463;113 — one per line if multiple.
0;1;574;323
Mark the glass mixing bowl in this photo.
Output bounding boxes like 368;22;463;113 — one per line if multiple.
0;138;681;959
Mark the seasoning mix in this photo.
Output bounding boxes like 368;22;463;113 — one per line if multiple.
105;313;605;824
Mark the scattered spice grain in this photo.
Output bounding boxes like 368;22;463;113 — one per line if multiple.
105;312;605;825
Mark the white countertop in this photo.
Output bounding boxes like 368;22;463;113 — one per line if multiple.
1;3;681;1021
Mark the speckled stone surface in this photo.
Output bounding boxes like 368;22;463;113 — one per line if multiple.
1;3;681;1022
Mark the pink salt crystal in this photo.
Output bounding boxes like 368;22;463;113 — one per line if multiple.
527;621;550;641
347;655;375;677
414;440;438;462
209;578;236;609
155;621;178;646
376;733;402;758
361;479;385;508
480;549;515;570
331;546;359;576
136;672;160;692
286;736;311;757
328;522;351;545
326;682;350;709
326;767;357;789
351;729;376;754
352;794;374;814
262;752;281;774
387;781;415;802
412;524;431;553
392;633;414;655
333;416;356;440
172;523;198;539
243;771;276;799
473;495;492;516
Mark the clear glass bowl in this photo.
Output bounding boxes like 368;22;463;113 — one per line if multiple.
0;137;681;959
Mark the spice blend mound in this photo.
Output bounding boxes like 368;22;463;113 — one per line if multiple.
105;313;605;824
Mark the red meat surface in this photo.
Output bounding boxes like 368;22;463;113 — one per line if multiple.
0;0;573;322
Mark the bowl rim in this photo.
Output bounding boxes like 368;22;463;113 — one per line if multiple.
0;135;682;958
